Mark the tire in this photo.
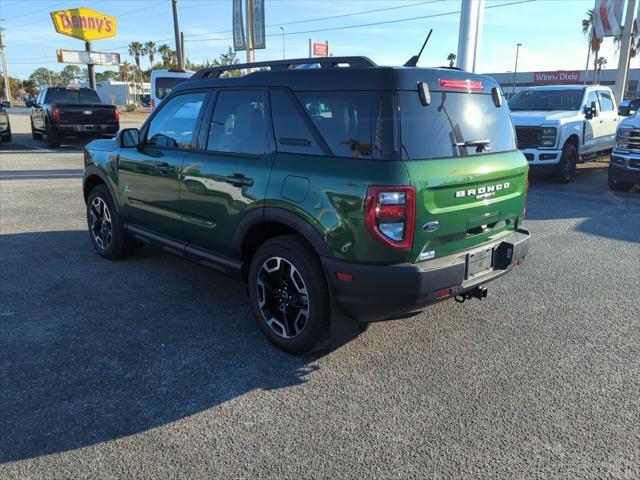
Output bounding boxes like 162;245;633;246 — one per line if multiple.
31;121;42;140
46;123;61;147
608;170;633;192
1;132;10;142
248;235;330;355
555;142;577;183
86;184;129;260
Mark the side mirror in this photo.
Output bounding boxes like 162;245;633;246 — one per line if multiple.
584;103;596;119
117;128;140;148
1;101;10;108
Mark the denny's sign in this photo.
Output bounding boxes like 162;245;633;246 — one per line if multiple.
50;7;116;41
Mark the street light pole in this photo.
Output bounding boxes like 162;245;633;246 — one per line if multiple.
511;43;522;96
280;26;285;60
171;0;184;69
0;26;12;102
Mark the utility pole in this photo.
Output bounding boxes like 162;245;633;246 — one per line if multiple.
171;0;184;69
511;43;522;96
246;0;255;68
85;41;96;89
181;31;185;65
0;25;12;102
613;0;636;105
456;0;479;72
471;0;485;73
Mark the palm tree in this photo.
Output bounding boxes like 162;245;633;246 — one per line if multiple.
118;61;132;82
595;57;608;83
447;53;456;68
158;44;173;65
145;41;157;68
582;9;603;82
128;41;144;70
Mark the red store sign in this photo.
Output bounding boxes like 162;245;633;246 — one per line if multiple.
533;70;581;84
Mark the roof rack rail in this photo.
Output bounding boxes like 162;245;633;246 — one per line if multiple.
191;56;377;79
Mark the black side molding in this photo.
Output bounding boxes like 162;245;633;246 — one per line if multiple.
124;224;243;278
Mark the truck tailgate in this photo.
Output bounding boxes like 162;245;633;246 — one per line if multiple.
405;151;528;263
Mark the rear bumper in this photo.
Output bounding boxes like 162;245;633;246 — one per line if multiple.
323;229;530;322
53;123;119;136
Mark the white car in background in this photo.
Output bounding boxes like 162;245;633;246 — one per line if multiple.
150;69;193;110
509;85;618;183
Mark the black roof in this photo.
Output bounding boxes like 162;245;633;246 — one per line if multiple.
173;56;500;94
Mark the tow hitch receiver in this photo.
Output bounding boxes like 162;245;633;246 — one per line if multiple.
455;285;488;303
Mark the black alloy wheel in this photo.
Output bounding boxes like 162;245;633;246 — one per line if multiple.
89;195;113;251
248;235;330;355
256;256;310;339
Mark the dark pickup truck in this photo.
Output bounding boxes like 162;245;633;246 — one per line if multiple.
30;87;119;147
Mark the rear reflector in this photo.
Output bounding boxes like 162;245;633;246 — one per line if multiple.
436;288;452;299
439;79;484;91
335;272;353;282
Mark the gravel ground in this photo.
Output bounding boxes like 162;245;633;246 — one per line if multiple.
1;108;639;479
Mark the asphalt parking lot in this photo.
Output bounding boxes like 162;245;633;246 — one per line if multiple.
1;107;639;479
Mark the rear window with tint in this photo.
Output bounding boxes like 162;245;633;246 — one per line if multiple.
296;91;373;159
45;88;101;104
399;91;516;160
155;77;187;100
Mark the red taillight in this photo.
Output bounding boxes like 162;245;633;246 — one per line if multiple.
439;79;484;91
51;107;61;123
114;108;120;122
335;272;353;282
365;186;416;250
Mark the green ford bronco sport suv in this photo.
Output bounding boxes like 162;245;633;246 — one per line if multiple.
83;56;530;354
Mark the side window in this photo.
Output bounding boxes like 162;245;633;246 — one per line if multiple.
207;90;270;155
270;88;323;155
585;90;600;112
598;91;614;111
296;91;372;158
146;91;206;149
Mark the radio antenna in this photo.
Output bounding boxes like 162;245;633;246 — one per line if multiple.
404;29;433;67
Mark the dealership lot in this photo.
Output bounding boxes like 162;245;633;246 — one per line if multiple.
1;108;639;478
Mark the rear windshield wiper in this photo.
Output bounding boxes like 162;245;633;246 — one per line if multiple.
453;139;491;153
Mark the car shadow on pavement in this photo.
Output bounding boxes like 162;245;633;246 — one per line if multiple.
0;131;102;152
0;230;327;463
525;165;640;243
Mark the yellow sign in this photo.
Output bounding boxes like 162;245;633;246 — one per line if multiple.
50;7;116;41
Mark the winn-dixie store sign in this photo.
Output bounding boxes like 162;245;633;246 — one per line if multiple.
534;70;581;85
50;7;116;41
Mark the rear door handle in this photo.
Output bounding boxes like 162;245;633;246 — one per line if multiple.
155;162;174;174
225;173;254;187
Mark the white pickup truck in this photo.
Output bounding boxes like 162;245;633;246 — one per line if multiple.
509;85;618;183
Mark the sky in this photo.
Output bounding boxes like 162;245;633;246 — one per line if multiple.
1;0;637;80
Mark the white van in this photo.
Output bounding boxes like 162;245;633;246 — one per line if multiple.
150;69;193;110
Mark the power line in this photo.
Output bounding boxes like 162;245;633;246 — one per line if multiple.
9;0;536;65
1;2;67;22
7;0;108;30
186;0;537;43
182;0;447;39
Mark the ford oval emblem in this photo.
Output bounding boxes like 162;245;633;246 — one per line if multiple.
423;221;440;232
